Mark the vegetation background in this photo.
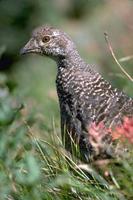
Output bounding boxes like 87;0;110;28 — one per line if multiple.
0;0;133;199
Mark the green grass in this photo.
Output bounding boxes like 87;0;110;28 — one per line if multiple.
0;0;133;198
1;32;133;199
0;71;133;200
1;0;133;198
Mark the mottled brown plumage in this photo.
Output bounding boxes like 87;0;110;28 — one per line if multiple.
21;25;133;160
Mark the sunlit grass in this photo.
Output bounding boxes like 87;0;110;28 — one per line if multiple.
0;71;133;199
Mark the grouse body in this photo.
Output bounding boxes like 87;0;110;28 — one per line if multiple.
21;25;133;159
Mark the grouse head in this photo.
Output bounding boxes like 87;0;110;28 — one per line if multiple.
20;25;76;60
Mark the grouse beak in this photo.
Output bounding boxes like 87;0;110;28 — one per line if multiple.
20;38;41;55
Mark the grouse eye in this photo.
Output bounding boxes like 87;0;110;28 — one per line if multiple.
42;36;50;43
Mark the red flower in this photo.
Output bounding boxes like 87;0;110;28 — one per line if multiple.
87;122;112;156
87;117;133;157
112;117;133;143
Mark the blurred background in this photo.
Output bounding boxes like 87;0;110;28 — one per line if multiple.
0;1;133;198
0;0;133;124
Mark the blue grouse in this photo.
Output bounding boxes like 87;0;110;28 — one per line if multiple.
21;25;133;160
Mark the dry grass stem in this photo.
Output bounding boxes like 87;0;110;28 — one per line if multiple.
104;32;133;82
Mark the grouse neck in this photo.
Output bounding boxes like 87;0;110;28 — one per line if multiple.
56;49;87;71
